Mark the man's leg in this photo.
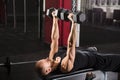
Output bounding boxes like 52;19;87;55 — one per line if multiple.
87;47;97;52
95;53;120;72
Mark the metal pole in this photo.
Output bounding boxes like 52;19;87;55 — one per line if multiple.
24;0;27;33
76;0;81;47
38;0;40;38
13;0;16;29
43;0;46;12
72;0;79;47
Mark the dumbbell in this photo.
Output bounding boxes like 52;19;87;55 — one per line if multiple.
46;7;56;18
46;8;71;19
46;8;72;21
46;8;63;18
60;9;86;23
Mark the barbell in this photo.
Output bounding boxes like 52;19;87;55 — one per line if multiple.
46;7;86;23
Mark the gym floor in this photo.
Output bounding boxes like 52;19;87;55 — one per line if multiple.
0;22;120;80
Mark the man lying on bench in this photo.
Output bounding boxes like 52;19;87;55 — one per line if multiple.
35;11;120;77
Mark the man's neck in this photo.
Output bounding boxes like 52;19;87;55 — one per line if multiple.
51;61;60;71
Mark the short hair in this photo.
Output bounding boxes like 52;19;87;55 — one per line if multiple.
35;61;45;77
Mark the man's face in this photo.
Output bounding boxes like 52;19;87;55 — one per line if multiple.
39;58;52;75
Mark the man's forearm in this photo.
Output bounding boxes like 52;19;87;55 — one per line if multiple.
67;22;76;48
49;50;55;60
51;17;59;39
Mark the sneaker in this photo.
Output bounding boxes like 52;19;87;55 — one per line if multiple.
87;47;97;52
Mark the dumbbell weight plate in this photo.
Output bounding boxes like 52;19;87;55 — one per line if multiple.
60;9;71;21
73;12;86;23
46;7;56;18
55;8;63;18
79;13;86;23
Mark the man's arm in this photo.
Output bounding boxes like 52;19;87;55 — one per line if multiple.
61;13;77;72
49;12;59;61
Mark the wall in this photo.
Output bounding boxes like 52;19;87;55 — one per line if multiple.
0;0;5;23
7;0;38;16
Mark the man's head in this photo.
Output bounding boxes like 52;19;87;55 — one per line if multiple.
35;58;52;76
